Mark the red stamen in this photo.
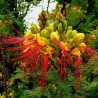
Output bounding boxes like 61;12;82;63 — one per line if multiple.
11;25;24;37
29;46;43;72
36;54;44;69
57;41;67;56
57;41;67;78
76;56;81;76
41;54;49;87
60;56;66;79
68;58;74;67
11;44;43;61
5;40;38;51
57;41;64;50
2;36;24;45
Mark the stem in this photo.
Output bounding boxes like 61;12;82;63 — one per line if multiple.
87;0;95;14
22;2;32;18
11;25;24;37
61;0;66;15
61;0;72;16
73;19;86;29
47;0;50;12
0;37;8;98
50;59;59;73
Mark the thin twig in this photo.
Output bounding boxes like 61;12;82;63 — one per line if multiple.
47;0;50;12
11;25;24;37
22;2;32;18
61;0;66;16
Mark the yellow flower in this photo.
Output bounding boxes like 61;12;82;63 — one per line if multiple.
71;48;80;57
46;46;54;55
91;35;96;40
24;31;34;38
78;43;86;47
38;37;49;45
41;29;50;39
30;23;39;34
50;31;60;40
73;33;85;46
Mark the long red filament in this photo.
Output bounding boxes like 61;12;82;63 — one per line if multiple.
60;56;66;78
2;36;24;45
11;45;43;61
11;25;24;37
41;54;49;87
57;41;67;79
29;45;44;72
76;56;81;76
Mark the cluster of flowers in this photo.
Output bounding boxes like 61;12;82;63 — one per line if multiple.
1;11;97;89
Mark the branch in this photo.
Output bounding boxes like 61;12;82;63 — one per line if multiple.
0;37;8;98
22;2;32;18
47;0;50;12
73;18;86;29
87;0;95;14
10;25;24;37
61;0;72;16
61;0;66;15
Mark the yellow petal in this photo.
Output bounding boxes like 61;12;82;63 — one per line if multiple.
38;37;49;45
46;46;54;55
78;43;86;47
71;48;80;56
24;31;34;38
50;31;60;40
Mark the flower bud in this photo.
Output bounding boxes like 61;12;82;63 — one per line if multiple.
65;30;72;38
90;34;96;40
70;30;77;38
46;24;54;34
58;23;63;33
78;43;86;47
46;46;54;55
67;38;73;43
53;20;59;31
38;37;49;45
30;23;39;34
67;26;73;30
41;29;50;39
24;31;34;38
73;33;85;45
38;20;42;27
45;20;50;27
50;31;60;40
63;20;67;31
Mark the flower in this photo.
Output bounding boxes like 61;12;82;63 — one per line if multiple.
41;54;50;87
1;11;98;90
57;41;68;56
50;31;60;41
71;48;81;57
24;31;34;39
